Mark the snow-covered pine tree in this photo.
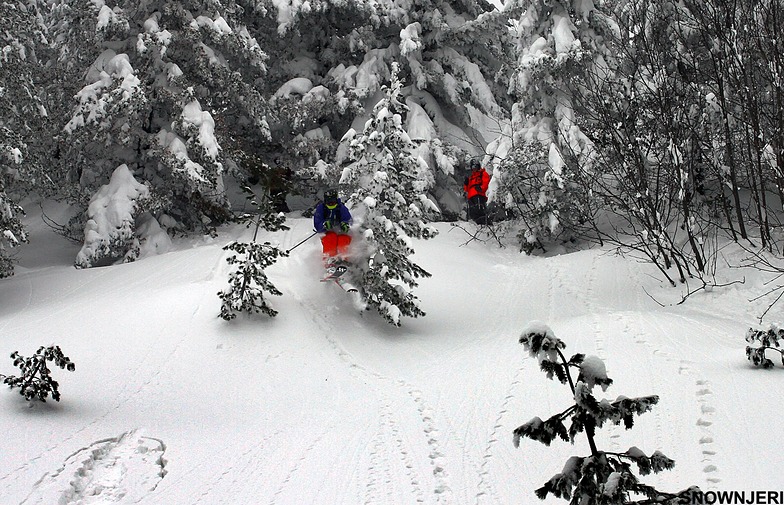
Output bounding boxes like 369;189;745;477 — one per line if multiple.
384;0;510;136
45;0;271;248
0;184;26;278
515;322;695;503
339;64;439;326
0;1;49;277
391;0;513;215
490;0;615;250
218;185;288;320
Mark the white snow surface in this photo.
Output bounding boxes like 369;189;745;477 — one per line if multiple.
0;206;781;504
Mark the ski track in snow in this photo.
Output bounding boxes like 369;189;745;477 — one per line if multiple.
268;427;332;505
474;259;532;505
363;390;439;505
546;251;722;489
583;254;625;451
190;429;284;505
474;367;522;505
20;429;166;505
291;282;454;504
407;387;451;502
605;264;666;453
375;401;427;504
644;312;723;488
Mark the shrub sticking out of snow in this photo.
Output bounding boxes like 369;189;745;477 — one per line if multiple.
1;345;76;402
514;323;695;502
745;324;784;368
217;185;288;320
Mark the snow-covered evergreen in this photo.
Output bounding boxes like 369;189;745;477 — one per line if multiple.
218;239;287;319
0;0;48;276
257;0;511;214
74;164;164;268
0;187;27;278
487;0;615;250
218;185;288;320
45;0;272;254
339;64;439;325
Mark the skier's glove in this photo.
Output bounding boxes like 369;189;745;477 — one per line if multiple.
341;222;350;233
324;220;332;231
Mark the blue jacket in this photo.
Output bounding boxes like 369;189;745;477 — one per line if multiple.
313;199;352;232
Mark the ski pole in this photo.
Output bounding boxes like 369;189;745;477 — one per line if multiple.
286;231;318;253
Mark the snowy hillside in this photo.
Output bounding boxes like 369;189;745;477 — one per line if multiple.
0;208;780;504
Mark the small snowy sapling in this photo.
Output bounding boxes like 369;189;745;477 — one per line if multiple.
745;324;784;368
1;346;76;402
514;322;695;503
339;63;439;325
218;185;288;320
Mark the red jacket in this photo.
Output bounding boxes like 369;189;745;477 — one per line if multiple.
464;168;490;199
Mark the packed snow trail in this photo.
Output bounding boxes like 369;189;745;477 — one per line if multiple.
0;215;780;505
21;430;166;505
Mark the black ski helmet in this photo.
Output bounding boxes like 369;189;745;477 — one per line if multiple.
324;188;339;206
470;159;481;170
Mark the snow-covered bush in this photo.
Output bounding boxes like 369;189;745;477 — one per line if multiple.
218;186;288;320
494;140;595;253
339;64;439;326
557;0;716;285
1;345;76;403
514;321;695;503
745;325;784;369
75;165;163;268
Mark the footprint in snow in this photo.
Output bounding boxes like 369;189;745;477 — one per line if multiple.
21;430;166;505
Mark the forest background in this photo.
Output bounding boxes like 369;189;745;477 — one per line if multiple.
1;0;784;316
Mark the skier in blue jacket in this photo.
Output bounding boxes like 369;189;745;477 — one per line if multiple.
313;189;352;258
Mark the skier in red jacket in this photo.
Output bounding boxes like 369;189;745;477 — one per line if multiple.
463;159;491;224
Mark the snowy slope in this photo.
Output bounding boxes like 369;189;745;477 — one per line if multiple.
0;209;780;505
